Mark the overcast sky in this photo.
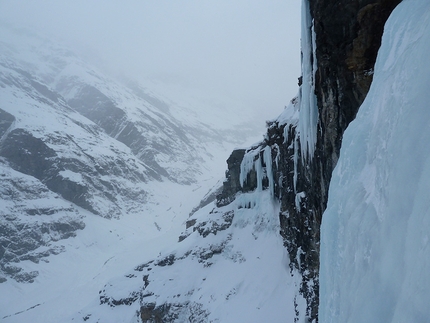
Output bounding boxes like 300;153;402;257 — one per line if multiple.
0;1;301;125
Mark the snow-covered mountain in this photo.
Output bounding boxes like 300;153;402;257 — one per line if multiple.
0;24;260;316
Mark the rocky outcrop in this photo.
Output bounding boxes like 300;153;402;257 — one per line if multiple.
216;149;246;207
0;124;149;219
0;109;15;138
65;84;170;180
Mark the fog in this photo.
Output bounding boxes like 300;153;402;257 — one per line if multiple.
0;1;301;126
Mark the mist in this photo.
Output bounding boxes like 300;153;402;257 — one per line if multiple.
0;1;301;126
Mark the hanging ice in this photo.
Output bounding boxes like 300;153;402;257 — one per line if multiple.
298;0;318;160
239;146;261;189
239;145;275;197
263;145;274;197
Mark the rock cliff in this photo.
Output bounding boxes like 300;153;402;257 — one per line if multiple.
216;0;402;320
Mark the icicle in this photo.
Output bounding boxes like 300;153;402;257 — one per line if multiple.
240;151;255;188
273;143;281;169
239;145;275;197
255;154;263;192
239;147;261;188
298;0;318;161
293;135;299;193
263;146;274;197
283;124;290;144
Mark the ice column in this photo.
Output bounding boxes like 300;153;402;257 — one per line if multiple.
298;0;318;160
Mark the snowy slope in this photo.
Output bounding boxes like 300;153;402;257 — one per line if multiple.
67;190;306;323
319;0;430;322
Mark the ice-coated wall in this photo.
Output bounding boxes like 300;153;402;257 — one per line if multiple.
320;1;430;322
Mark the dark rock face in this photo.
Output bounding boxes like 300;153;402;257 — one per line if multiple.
312;0;403;174
0;117;88;281
216;149;246;207
216;0;401;321
67;85;128;137
0;129;58;180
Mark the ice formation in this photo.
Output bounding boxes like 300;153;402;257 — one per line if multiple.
319;0;430;321
298;0;318;160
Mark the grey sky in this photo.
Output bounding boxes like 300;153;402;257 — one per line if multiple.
0;1;301;125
